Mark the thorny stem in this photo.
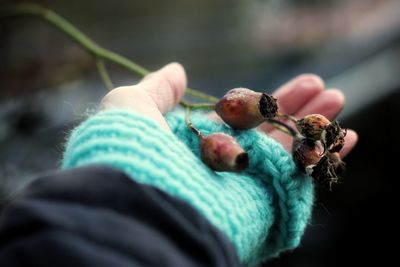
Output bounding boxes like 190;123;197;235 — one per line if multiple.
0;3;218;103
95;59;114;91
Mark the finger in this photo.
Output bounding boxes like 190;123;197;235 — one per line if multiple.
100;63;186;131
260;74;324;133
339;129;358;158
268;89;345;151
273;74;325;115
140;62;187;113
294;89;345;119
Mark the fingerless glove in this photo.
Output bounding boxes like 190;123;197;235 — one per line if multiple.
62;109;314;266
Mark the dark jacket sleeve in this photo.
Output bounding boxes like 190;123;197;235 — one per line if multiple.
0;165;241;267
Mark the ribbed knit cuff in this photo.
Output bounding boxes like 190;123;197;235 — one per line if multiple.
62;109;314;266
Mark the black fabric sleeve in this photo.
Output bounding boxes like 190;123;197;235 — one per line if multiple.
0;165;241;267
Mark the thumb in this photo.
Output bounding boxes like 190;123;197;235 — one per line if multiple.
100;63;186;131
140;62;187;113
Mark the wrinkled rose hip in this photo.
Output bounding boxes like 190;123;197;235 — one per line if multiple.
296;114;331;141
292;136;324;175
325;121;347;153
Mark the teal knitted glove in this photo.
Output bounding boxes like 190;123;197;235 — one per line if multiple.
62;109;314;266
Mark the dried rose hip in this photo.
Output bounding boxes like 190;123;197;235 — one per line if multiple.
296;114;331;141
297;115;346;153
325;121;347;153
292;136;324;175
215;88;278;130
311;152;346;188
200;133;249;172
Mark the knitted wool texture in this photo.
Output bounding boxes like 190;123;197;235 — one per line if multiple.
62;109;314;266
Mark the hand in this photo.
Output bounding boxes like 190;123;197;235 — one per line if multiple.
101;63;358;158
72;62;347;263
100;63;187;131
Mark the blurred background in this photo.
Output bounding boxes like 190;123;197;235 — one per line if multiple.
1;0;399;266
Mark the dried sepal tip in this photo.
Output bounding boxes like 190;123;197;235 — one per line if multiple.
311;152;346;189
325;120;347;153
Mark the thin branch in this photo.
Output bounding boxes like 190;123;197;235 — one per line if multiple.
185;88;219;103
179;99;215;110
185;107;203;137
95;59;114;91
185;107;191;127
276;113;298;123
0;3;219;103
267;119;299;137
0;3;149;76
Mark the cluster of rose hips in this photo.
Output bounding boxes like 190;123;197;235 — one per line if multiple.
188;88;347;188
293;114;346;187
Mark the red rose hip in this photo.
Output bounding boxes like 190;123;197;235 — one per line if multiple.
200;133;249;172
215;88;278;130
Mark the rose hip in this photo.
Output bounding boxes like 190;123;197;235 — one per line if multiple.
200;133;249;172
215;88;277;130
296;114;331;141
325;121;347;153
292;136;324;175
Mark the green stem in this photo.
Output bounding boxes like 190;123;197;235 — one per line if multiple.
179;100;215;110
185;107;203;137
276;112;298;123
185;107;191;127
95;59;114;91
185;88;219;103
0;3;218;103
0;3;149;76
267;119;299;137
